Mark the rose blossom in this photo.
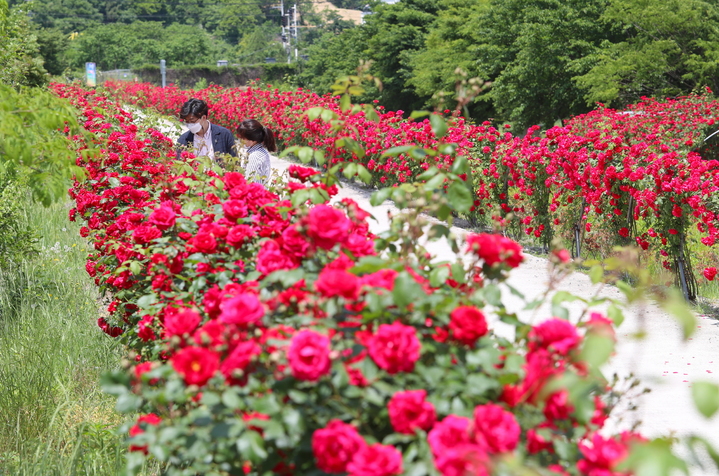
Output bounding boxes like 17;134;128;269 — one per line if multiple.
367;322;421;374
189;231;217;254
530;318;581;355
281;225;311;258
472;403;520;454
315;268;360;300
347;443;403;476
164;308;201;337
288;330;332;381
133;225;162;244
227;225;255;247
466;233;524;268
388;389;436;434
449;306;488;346
171;346;220;386
222;199;248;221
220;340;261;385
220;293;265;327
704;267;718;281
312;420;366;473
428;415;472;458
305;204;351;250
148;205;176;230
256;240;297;275
434;444;489;476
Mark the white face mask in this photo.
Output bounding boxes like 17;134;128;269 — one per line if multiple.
187;121;203;134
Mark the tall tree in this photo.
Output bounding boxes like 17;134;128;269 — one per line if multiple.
574;0;719;107
0;0;47;87
474;0;619;129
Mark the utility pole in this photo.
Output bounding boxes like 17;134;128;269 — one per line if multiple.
293;3;298;62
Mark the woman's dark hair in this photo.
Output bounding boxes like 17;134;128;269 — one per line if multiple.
237;119;277;152
179;98;209;120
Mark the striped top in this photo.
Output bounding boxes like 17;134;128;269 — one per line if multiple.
245;143;272;185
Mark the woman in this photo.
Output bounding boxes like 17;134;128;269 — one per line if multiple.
237;119;275;185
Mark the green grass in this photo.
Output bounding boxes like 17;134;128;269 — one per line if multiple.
0;194;159;475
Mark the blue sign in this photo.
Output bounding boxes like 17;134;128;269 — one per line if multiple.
85;62;96;87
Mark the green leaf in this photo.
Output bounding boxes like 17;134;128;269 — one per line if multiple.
237;430;267;463
314;149;326;165
343;163;358;179
222;389;242;409
356;164;372;184
381;145;414;158
410;111;431;119
340;94;351;112
579;332;615;368
660;288;697;339
116;393;141;413
429;114;448;139
429;266;450;287
370;187;393;206
393;272;424;309
447;182;472;213
589;264;604;284
298;147;314;164
450;156;469;176
305;107;323;121
692;381;719;418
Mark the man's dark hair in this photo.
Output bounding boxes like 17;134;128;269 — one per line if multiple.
179;98;209;119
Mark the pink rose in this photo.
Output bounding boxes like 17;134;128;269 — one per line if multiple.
347;444;403;476
530;318;581;355
434;444;489;476
312;420;367;473
289;164;320;182
288;330;332;381
305;205;351;250
428;415;472;458
164;308;201;337
222;199;248;221
360;269;398;290
227;225;255;247
449;306;488;346
543;390;573;421
388;389;436;434
220;293;265;327
148;205;176;230
256;240;297;275
315;268;360;300
344;233;376;257
367;322;421;374
472;403;520;454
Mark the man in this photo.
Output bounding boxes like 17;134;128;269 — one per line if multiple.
177;98;236;166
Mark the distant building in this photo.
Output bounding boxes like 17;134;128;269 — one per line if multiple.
313;1;364;24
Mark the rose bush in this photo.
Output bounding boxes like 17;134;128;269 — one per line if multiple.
103;80;719;300
52;83;717;476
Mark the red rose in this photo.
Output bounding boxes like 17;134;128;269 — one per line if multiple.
704;267;718;281
133;225;162;244
472;403;520;454
305;205;351;250
343;233;376;257
148;205;176;230
367;322;421;374
312;420;366;473
526;428;553;454
388;389;436;434
466;233;524;268
223;171;247;191
577;433;633;475
256;240;297;275
220;293;265;327
347;444;403;476
220;340;261;385
128;413;162;453
171;346;220;386
543;390;573;422
193;320;226;347
227;225;255;247
449;306;488;346
428;415;472;459
530;318;581;355
281;225;311;258
222;199;249;221
315;268;360;300
164;308;201;338
288;330;332;381
289;164;320;182
189;231;217;254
